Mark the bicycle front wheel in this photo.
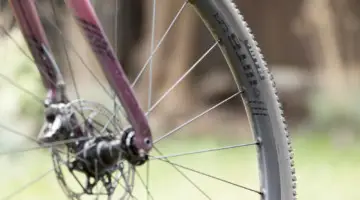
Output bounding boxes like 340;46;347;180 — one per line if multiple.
0;0;296;199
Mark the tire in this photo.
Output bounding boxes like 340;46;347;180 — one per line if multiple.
190;0;297;199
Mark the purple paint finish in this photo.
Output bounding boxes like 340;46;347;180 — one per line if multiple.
66;0;152;152
10;0;57;90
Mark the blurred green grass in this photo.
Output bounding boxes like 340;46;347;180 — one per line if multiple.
1;133;359;200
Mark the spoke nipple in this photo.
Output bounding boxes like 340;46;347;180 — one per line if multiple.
256;137;262;146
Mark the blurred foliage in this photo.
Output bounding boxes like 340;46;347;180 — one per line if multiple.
16;59;45;118
307;87;360;135
0;30;44;147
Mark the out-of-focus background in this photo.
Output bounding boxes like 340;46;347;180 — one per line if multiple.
0;0;360;199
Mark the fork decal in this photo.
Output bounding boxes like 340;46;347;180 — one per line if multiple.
76;18;116;62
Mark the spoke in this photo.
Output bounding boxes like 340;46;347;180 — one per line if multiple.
0;72;93;138
147;0;157;111
113;0;120;130
146;162;150;200
109;173;128;197
0;27;57;88
50;0;85;118
112;97;118;129
0;135;92;155
54;147;98;193
144;5;158;199
95;179;106;199
3;24;100;127
84;111;125;138
72;110;109;136
54;143;95;164
68;168;88;194
154;91;241;144
100;113;116;133
37;4;129;120
151;142;258;160
2;168;55;200
119;165;132;195
43;135;92;147
135;170;154;200
154;156;262;195
0;115;101;154
112;176;138;200
146;41;218;116
94;159;100;199
0;73;43;104
0;146;48;155
10;3;128;126
109;167;138;200
0;114;82;144
131;195;139;200
153;147;211;199
114;0;119;55
131;1;188;87
34;6;121;105
91;117;118;134
0;123;38;143
70;48;115;105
